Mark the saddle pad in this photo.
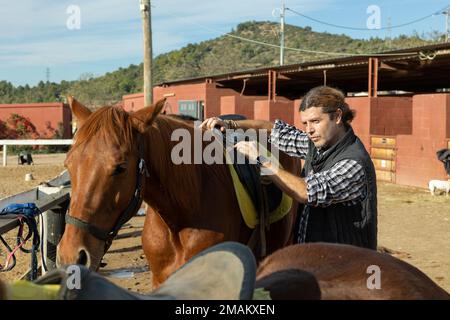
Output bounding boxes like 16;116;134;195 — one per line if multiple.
222;133;293;229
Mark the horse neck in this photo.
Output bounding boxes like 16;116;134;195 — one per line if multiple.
143;117;202;216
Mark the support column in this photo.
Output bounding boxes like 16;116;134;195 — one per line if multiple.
268;70;277;102
368;57;379;98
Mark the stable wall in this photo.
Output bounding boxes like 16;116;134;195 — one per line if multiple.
370;97;413;136
124;86;449;189
123;82;208;115
346;97;371;151
395;94;449;188
253;98;295;124
0;103;72;138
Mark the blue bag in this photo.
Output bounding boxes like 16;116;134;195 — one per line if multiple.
0;203;41;218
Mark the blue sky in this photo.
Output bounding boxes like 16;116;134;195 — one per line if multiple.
1;0;449;86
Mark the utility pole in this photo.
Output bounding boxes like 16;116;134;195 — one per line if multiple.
280;1;285;66
140;0;153;106
46;67;50;83
386;16;392;49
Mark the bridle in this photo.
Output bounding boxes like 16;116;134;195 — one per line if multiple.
65;136;149;252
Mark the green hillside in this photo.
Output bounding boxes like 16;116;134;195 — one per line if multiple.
0;21;440;108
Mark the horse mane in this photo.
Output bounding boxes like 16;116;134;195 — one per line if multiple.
144;115;230;213
70;106;229;213
72;106;134;152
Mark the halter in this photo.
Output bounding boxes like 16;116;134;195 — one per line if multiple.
65;136;149;252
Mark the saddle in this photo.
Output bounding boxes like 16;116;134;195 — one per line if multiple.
4;242;257;300
218;124;292;257
218;115;286;219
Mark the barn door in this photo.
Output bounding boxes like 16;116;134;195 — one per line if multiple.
371;136;397;183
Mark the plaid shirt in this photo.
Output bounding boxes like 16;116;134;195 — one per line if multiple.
269;119;366;207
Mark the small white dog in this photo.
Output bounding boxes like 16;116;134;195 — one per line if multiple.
428;180;450;196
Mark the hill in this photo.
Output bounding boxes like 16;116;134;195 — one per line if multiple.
0;21;440;108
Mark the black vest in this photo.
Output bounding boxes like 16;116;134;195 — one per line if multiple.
298;127;378;250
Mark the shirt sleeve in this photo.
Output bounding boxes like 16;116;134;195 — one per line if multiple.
305;159;366;207
269;119;309;159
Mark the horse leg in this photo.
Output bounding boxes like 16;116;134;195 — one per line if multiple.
142;207;225;288
177;227;225;264
142;207;179;288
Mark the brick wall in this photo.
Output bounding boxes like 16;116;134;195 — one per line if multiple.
370;97;413;136
447;94;450;139
395;94;449;187
0;103;72;138
123;82;208;115
346;97;371;150
124;85;449;189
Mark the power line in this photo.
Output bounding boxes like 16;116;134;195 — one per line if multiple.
443;8;450;42
224;32;419;56
155;6;426;57
286;5;450;31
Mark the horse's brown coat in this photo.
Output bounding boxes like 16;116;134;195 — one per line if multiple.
57;98;300;287
256;243;450;299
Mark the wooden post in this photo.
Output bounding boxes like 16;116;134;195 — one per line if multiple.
268;70;277;102
2;144;7;167
141;0;153;106
368;58;379;98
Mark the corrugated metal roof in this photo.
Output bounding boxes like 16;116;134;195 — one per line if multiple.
157;42;450;86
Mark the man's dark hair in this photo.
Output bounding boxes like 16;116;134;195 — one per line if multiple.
299;86;356;127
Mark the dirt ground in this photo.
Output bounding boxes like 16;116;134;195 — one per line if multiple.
0;153;449;295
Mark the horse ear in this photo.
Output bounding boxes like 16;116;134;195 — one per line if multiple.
67;96;92;127
131;98;166;133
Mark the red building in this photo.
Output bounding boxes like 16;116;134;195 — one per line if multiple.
123;42;450;189
0;102;72;138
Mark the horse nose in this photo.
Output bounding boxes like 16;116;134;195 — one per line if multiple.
76;248;91;267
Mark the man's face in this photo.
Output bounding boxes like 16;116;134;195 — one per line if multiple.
300;106;343;149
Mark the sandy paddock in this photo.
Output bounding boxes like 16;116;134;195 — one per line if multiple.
0;153;448;294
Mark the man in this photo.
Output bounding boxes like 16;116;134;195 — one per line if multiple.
200;86;377;249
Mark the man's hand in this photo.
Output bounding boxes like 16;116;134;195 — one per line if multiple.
199;117;228;132
235;141;260;163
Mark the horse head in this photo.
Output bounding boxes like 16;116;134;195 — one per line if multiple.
56;96;165;270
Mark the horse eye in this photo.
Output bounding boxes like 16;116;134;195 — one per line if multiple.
112;164;127;176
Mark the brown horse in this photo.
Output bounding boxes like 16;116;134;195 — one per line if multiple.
255;243;450;299
57;97;300;287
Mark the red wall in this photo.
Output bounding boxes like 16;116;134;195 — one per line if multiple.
123;82;208;115
123;85;449;189
125;84;289;121
254;100;270;121
269;99;295;124
216;94;260;120
346;97;371;150
370;97;413;136
447;94;450;139
0;103;72;138
293;99;303;129
123;93;145;112
395;94;449;188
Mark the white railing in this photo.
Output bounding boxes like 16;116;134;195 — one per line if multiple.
0;139;73;166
